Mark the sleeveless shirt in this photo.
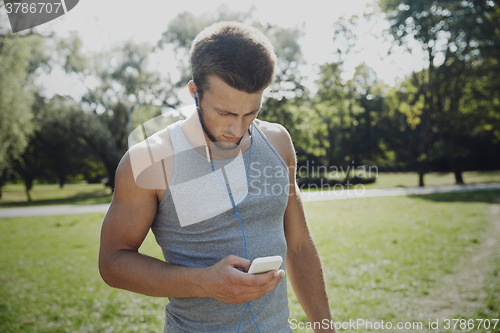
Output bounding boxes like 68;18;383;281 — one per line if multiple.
150;120;293;332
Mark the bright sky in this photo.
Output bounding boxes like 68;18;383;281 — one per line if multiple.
29;0;426;105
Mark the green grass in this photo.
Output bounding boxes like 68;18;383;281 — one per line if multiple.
362;170;500;189
0;182;112;208
1;171;499;208
288;189;500;332
1;190;499;332
0;214;165;332
299;170;500;192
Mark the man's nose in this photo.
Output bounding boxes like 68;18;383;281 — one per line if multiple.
229;117;246;137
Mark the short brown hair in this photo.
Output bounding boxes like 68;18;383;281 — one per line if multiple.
190;21;277;98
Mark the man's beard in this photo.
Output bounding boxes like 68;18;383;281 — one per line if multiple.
198;108;243;150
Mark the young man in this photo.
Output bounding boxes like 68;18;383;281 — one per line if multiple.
99;21;335;332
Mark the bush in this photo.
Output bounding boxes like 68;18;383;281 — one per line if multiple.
297;176;376;188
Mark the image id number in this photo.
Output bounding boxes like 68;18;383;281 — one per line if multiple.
5;2;62;14
443;318;499;330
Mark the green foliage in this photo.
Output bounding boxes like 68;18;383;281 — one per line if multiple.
57;32;88;74
9;93;110;200
60;38;177;188
378;0;500;183
0;33;45;178
38;95;107;184
2;3;499;193
312;61;394;169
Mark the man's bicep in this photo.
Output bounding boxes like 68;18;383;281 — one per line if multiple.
101;153;159;253
257;122;311;247
283;173;312;250
278;130;311;250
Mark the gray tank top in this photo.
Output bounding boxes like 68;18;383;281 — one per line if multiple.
151;120;292;332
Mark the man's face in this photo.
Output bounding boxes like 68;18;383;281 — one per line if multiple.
197;75;263;150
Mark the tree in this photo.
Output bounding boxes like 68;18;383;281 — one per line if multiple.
313;60;394;183
308;16;395;180
384;74;428;172
258;24;310;149
37;94;101;187
379;0;500;185
11;93;107;201
58;35;174;189
347;63;389;165
0;18;50;196
314;61;352;168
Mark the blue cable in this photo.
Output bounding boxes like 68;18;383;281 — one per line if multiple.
197;113;260;332
237;303;250;331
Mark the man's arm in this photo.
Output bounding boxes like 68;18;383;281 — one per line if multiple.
98;150;284;303
264;123;336;332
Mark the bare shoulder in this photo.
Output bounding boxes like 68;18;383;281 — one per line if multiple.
254;119;295;167
117;127;174;201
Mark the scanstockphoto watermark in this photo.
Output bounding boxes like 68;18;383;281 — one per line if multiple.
289;318;424;331
289;318;500;331
2;0;79;33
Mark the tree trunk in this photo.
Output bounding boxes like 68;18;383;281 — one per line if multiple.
343;163;351;186
454;170;464;184
0;176;4;199
418;113;431;188
25;188;32;202
104;160;117;191
417;48;435;188
452;157;464;184
418;162;425;187
24;178;33;202
58;176;65;188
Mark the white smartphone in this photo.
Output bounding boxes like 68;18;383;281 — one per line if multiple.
247;255;283;274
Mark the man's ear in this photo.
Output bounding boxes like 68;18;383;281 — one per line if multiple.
188;80;198;99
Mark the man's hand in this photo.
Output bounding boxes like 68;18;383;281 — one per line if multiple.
201;255;285;303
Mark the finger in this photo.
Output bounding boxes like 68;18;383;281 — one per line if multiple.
244;270;286;301
242;269;278;286
261;269;285;290
225;255;251;270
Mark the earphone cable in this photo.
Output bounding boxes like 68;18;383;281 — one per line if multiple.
196;111;260;332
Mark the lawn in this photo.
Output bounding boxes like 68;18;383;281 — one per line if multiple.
0;182;112;208
288;189;500;332
0;214;165;333
300;170;500;192
1;190;499;332
361;170;500;189
1;171;499;207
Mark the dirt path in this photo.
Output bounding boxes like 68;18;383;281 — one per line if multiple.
410;199;500;331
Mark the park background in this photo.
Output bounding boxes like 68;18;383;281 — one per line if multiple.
1;0;500;332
